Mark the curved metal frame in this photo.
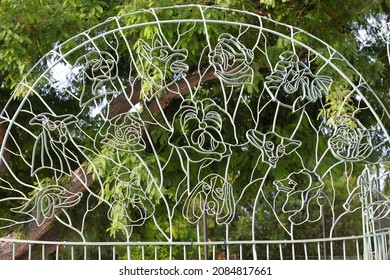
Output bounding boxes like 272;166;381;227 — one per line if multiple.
0;5;389;260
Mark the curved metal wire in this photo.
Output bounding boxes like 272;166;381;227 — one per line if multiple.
0;5;389;260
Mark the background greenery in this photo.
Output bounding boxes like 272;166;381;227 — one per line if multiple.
0;0;389;260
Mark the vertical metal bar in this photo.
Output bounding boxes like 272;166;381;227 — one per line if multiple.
342;240;346;260
373;233;378;260
190;240;194;260
127;246;131;260
112;246;116;260
71;245;74;260
196;224;200;259
98;245;101;260
42;244;45;260
292;243;295;260
317;242;321;260
12;242;15;260
203;212;208;260
56;245;59;260
226;242;229;260
266;244;269;260
321;204;327;259
330;241;333;260
170;245;172;260
356;239;360;260
252;244;257;260
28;244;32;260
84;245;87;260
365;235;372;260
240;244;243;260
141;245;145;260
304;242;308;260
379;235;385;260
225;224;229;260
212;245;215;260
155;246;158;260
279;244;283;260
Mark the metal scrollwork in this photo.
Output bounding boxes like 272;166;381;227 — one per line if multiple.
0;6;389;260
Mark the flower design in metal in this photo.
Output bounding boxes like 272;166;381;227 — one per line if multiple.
74;50;119;107
183;174;235;225
264;51;332;111
98;113;146;153
107;173;154;229
209;33;254;87
272;169;324;226
169;98;237;163
0;6;388;249
357;167;390;221
138;33;189;100
12;186;82;226
328;116;373;162
246;130;301;168
30;113;79;177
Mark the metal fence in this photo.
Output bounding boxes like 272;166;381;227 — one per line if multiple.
1;229;389;260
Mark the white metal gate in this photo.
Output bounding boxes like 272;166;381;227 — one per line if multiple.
0;5;389;260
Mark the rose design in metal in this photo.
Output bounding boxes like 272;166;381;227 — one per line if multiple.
107;173;154;231
209;33;254;87
98;113;146;153
328;116;373;162
74;50;119;107
138;32;189;100
0;6;389;260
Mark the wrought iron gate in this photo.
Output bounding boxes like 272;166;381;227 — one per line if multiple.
0;5;389;260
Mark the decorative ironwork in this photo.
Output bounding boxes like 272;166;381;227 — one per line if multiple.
0;5;389;260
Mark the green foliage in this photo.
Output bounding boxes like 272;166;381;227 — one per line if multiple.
0;0;115;89
319;83;356;122
0;0;389;261
258;0;289;9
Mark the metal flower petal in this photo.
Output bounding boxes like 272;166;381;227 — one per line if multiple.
183;174;235;225
74;50;119;107
98;113;146;153
107;173;154;228
12;186;82;226
328;116;373;162
168;98;237;163
264;51;332;111
273;169;324;226
30;113;80;176
209;33;254;87
138;32;189;100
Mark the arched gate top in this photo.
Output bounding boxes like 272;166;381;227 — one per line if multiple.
0;5;389;260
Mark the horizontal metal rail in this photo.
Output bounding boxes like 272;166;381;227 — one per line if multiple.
1;229;389;260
